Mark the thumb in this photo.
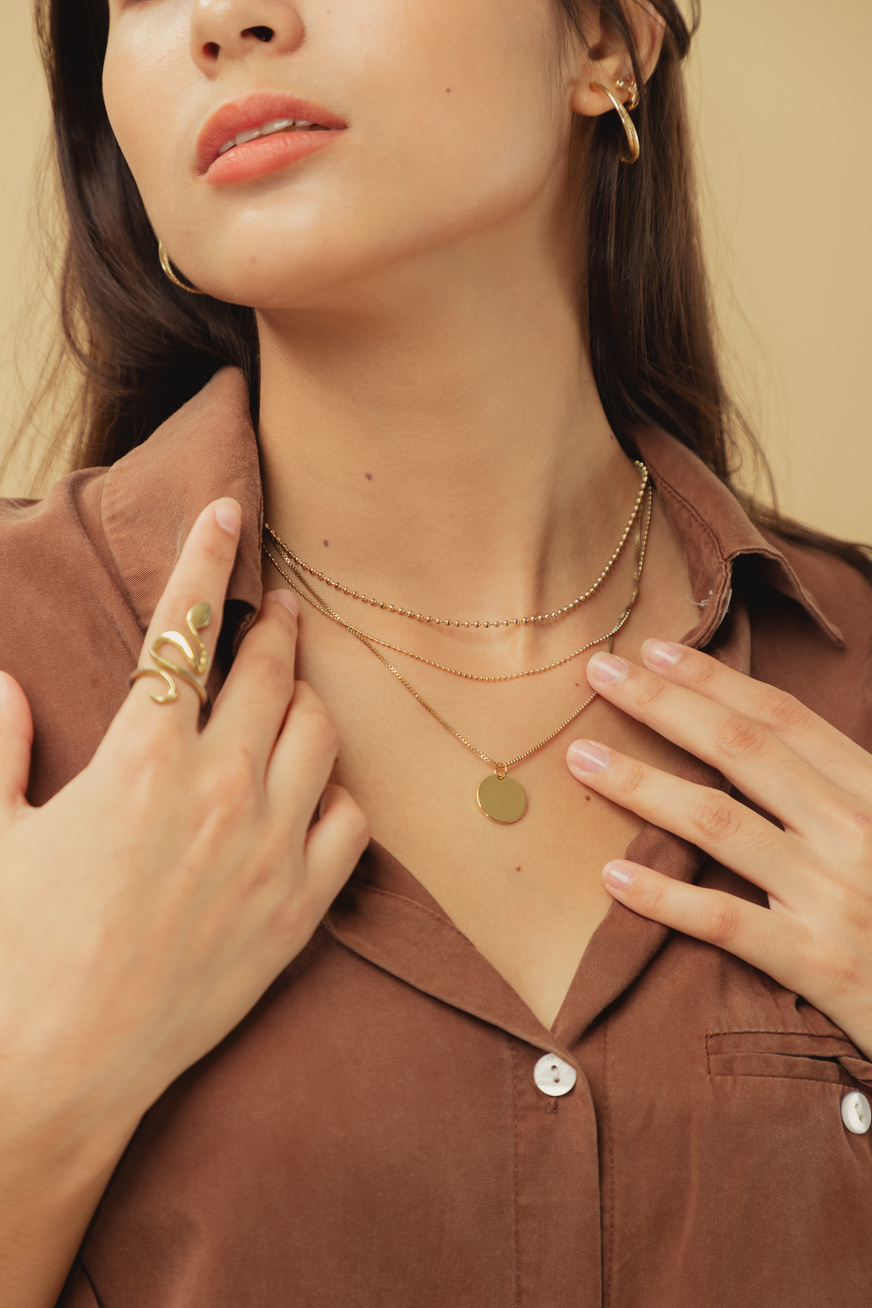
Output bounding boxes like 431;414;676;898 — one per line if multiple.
0;672;34;811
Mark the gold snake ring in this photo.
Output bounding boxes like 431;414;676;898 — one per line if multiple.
129;602;212;706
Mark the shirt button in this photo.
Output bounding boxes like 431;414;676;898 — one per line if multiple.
841;1091;872;1135
533;1053;577;1098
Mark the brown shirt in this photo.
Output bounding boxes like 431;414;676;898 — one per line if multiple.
3;370;871;1307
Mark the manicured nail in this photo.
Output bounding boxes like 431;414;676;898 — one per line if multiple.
567;740;611;773
642;639;683;670
588;652;629;685
215;499;241;535
603;861;634;890
270;589;299;617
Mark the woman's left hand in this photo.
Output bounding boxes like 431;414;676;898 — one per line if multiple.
566;640;872;1060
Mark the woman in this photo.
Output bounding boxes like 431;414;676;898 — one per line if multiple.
2;0;871;1304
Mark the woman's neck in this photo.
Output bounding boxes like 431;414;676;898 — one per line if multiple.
256;251;640;621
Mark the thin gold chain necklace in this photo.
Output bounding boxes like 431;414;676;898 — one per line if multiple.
263;460;648;630
261;490;651;824
263;486;651;683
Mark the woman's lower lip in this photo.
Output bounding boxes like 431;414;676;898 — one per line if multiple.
204;128;345;184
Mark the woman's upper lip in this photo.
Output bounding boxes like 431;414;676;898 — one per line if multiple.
196;91;347;173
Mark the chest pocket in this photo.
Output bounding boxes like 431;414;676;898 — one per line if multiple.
706;1030;872;1087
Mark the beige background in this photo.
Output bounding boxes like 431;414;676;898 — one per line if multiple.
2;2;870;540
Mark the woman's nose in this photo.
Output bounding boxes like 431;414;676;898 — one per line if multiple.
190;0;305;73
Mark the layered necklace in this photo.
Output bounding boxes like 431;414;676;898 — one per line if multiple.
262;462;652;824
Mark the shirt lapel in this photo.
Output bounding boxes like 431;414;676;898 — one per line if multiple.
99;368;265;634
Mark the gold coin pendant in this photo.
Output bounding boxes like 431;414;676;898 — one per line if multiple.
476;773;528;824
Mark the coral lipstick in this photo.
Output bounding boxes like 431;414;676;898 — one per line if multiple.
197;91;348;185
206;127;344;185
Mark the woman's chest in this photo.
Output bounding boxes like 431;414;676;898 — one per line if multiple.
293;623;687;1028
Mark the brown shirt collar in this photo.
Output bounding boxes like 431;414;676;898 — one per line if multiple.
97;366;843;647
100;368;265;632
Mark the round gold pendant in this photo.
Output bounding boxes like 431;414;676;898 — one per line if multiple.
476;772;527;824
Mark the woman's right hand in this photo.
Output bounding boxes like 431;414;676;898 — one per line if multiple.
0;496;370;1172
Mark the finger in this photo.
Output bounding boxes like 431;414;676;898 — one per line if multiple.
585;651;849;836
0;672;34;813
122;498;242;727
640;639;872;796
303;784;371;891
599;857;809;992
204;589;299;778
264;681;343;834
566;738;791;895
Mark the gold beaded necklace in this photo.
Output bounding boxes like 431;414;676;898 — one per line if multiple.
263;461;648;631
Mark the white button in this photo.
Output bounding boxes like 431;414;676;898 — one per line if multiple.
841;1091;872;1135
533;1053;577;1098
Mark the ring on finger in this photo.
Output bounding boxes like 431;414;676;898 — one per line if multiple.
129;601;213;707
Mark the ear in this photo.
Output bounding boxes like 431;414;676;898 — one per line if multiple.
566;2;666;120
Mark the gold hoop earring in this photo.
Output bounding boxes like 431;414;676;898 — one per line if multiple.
590;82;640;165
158;240;206;296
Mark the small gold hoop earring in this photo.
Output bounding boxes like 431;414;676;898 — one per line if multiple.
158;240;206;296
590;82;641;165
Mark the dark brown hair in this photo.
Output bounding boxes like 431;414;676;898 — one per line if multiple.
16;0;872;576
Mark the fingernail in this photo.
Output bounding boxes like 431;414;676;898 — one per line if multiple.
603;861;634;890
588;652;629;685
642;639;683;670
215;499;241;535
567;740;611;773
270;589;299;617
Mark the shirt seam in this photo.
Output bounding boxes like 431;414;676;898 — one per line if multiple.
706;1029;855;1042
647;454;842;645
645;467;734;647
649;464;728;569
707;1068;861;1086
